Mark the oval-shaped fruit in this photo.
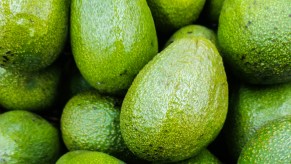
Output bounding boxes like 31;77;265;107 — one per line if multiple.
0;0;69;72
164;25;217;48
147;0;206;34
0;65;61;111
56;150;125;164
120;38;228;162
218;0;291;84
224;82;291;159
71;0;158;95
0;110;60;163
238;116;291;163
61;91;125;154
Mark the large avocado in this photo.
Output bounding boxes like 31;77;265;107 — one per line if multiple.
71;0;158;95
120;38;228;162
0;0;69;72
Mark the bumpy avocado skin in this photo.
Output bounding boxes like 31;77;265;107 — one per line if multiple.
238;116;291;163
56;150;125;164
120;38;228;162
175;149;221;164
218;0;291;84
71;0;158;95
0;110;60;164
0;65;61;111
224;82;291;159
0;0;69;72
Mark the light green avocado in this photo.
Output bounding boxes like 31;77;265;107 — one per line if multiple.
218;0;291;84
164;25;217;48
71;0;158;95
120;38;228;162
0;110;60;164
174;149;221;164
0;0;69;72
238;116;291;163
56;150;125;164
0;65;61;111
223;82;291;160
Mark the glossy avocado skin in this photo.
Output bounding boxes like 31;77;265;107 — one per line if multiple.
0;0;69;72
238;116;291;163
71;0;158;95
224;82;291;159
120;38;228;162
0;65;61;111
218;0;291;84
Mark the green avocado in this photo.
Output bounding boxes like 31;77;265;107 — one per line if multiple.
56;150;125;164
224;82;291;159
218;0;291;84
71;0;158;95
0;0;69;72
120;38;228;162
0;110;60;164
238;116;291;163
175;149;221;164
0;65;61;111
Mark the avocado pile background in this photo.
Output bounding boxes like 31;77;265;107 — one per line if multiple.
0;0;290;163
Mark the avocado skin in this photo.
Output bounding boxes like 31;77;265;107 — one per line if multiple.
0;0;69;72
218;0;291;84
224;82;291;159
238;116;291;163
0;65;61;111
71;0;158;95
120;38;228;162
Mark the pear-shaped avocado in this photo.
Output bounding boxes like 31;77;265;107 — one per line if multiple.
71;0;158;95
0;0;69;72
120;38;228;162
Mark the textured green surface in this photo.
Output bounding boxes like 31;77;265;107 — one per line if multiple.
238;116;291;163
0;110;60;164
218;0;291;84
0;65;61;111
175;149;221;164
147;0;206;34
120;38;228;162
0;0;69;72
56;150;125;164
224;82;291;159
61;91;126;154
165;25;217;48
71;0;158;95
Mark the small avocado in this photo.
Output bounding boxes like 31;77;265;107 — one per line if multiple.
56;150;125;164
223;82;291;159
238;116;291;163
71;0;158;95
0;0;69;72
120;38;228;162
0;65;61;111
0;110;60;163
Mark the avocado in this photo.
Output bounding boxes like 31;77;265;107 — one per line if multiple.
0;110;60;164
146;0;206;34
0;0;69;72
223;82;291;159
164;25;217;48
61;91;126;155
56;150;125;164
175;149;221;164
120;38;228;162
218;0;291;84
0;65;61;111
71;0;158;95
238;116;291;163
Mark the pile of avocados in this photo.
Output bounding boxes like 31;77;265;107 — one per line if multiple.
0;0;290;163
